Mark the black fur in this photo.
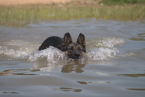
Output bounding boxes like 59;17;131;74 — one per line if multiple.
38;36;63;51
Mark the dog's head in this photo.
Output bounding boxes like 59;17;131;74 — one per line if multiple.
61;32;86;59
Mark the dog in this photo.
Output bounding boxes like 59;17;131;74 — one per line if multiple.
38;32;86;59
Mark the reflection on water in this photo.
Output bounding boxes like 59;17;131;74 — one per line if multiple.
126;88;145;91
77;81;88;84
60;87;82;92
77;81;110;84
131;33;145;41
131;37;145;41
118;74;145;77
0;19;145;97
3;92;20;94
0;69;36;76
61;64;85;73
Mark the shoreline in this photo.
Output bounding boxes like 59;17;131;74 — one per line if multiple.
0;0;102;6
0;0;144;26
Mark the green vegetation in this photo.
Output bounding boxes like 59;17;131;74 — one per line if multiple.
101;0;145;5
0;3;145;26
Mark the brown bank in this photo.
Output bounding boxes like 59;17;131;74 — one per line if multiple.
0;0;101;6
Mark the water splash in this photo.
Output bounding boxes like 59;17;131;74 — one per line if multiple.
87;37;125;48
0;37;127;61
96;37;125;48
87;47;119;61
29;46;65;62
0;40;37;59
86;37;125;61
0;47;33;59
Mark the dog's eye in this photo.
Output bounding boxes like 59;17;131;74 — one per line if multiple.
78;47;82;51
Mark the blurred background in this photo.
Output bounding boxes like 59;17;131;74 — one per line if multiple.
0;0;144;26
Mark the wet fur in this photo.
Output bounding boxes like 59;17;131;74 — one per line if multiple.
38;32;86;59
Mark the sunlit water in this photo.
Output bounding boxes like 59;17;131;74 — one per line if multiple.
0;19;145;97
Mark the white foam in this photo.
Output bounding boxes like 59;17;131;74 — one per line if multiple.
0;47;34;59
98;37;125;48
86;37;125;61
87;47;119;61
29;46;65;62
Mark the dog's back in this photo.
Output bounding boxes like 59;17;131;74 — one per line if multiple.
38;36;63;51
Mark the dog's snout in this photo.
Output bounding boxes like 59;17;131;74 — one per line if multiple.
74;52;80;57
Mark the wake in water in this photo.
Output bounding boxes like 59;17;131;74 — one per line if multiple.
86;37;125;61
0;40;39;60
0;37;126;62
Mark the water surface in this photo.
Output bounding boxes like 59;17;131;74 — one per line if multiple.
0;19;145;97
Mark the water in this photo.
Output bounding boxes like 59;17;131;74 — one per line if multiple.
0;19;145;97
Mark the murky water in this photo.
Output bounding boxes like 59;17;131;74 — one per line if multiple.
0;19;145;97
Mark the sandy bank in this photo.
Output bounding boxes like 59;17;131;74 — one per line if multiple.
0;0;102;6
0;0;72;6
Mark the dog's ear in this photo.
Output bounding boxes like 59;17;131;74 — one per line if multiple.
62;32;72;46
77;33;85;47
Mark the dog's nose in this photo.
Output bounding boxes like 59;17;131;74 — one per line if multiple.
75;53;80;57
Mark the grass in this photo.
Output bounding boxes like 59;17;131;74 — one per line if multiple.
100;0;145;5
0;3;145;26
